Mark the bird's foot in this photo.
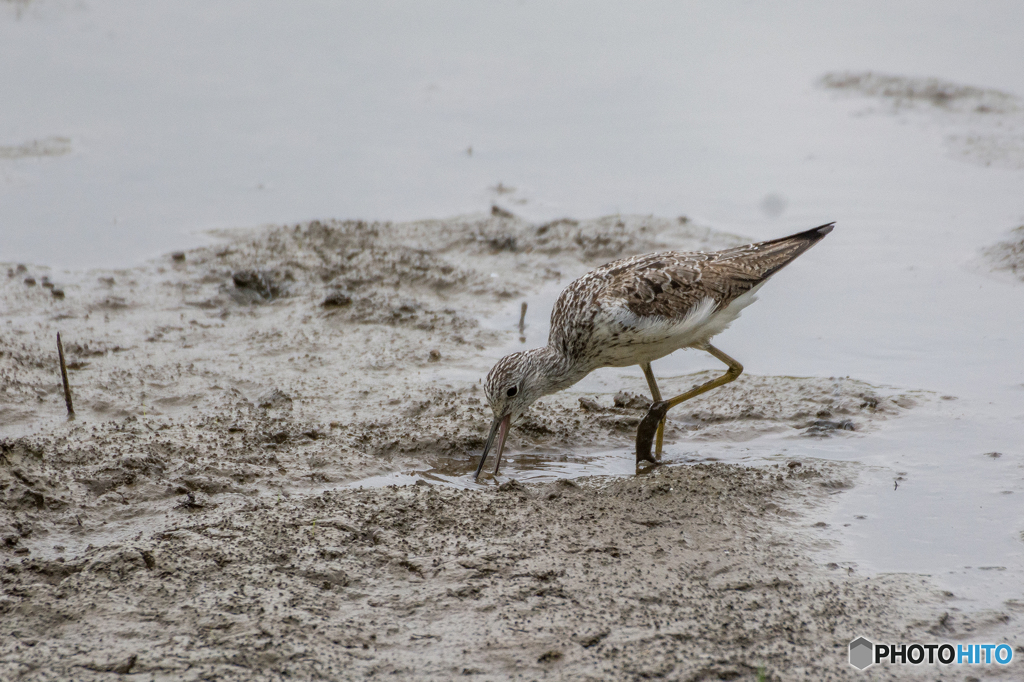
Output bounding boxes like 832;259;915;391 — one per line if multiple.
635;400;669;466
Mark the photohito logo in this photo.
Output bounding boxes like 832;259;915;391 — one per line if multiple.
849;637;1013;670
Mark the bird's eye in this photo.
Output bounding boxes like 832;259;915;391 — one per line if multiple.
506;386;518;397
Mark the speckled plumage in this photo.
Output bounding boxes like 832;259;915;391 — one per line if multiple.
546;224;832;370
475;223;834;479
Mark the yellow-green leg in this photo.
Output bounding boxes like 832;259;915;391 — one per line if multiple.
663;345;743;410
636;344;743;465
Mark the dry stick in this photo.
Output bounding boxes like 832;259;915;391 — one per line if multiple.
518;301;528;334
57;332;75;419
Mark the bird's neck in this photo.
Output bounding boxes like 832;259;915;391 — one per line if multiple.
531;345;590;396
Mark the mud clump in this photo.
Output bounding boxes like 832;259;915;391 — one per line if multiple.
320;290;352;307
231;269;284;302
820;71;1019;114
984;225;1024;279
256;388;293;411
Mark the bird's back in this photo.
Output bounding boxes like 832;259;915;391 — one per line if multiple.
548;223;833;367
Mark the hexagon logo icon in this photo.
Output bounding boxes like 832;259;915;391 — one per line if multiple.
849;637;874;670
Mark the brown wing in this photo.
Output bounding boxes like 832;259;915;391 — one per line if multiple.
597;251;719;319
546;223;833;357
600;223;834;320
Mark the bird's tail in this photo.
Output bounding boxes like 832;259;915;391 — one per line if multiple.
715;222;834;282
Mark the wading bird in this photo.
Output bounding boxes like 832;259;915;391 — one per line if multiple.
473;223;834;479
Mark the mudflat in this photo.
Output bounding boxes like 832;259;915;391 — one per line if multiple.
2;215;1016;680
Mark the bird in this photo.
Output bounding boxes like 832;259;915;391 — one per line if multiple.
473;222;834;480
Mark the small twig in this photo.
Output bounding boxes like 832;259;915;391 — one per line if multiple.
518;301;528;333
57;332;75;420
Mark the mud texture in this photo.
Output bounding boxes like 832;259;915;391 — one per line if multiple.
0;136;71;160
985;225;1024;280
819;70;1024;171
819;72;1019;115
3;462;1001;682
2;214;1019;680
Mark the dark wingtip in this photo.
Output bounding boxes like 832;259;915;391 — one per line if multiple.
762;222;836;248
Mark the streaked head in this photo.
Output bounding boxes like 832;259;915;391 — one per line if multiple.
473;348;554;480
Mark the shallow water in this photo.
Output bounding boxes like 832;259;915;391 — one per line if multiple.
4;2;1024;613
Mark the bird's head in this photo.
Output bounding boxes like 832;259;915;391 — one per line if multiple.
473;348;555;480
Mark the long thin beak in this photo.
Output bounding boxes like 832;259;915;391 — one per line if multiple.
473;414;511;480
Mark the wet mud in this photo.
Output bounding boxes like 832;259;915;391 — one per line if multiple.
820;71;1024;171
2;214;1019;679
1;462;990;681
0;136;71;160
985;225;1024;280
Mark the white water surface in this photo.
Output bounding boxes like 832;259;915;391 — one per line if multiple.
4;2;1024;610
